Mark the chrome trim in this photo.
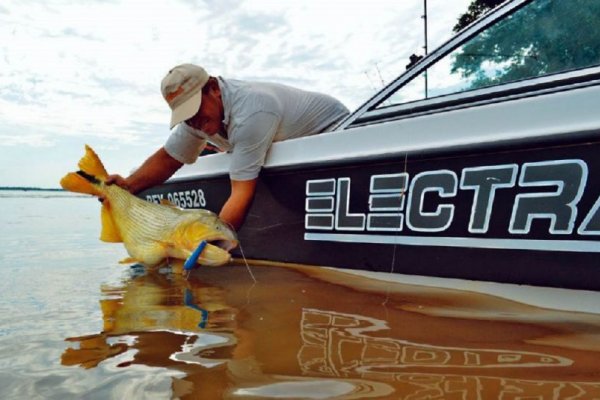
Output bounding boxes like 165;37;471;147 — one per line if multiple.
353;68;600;127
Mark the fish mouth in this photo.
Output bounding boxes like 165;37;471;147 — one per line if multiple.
207;239;239;252
196;237;239;266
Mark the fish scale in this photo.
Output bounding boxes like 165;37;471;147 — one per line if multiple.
106;185;180;263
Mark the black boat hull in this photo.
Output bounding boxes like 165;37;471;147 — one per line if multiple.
142;135;600;290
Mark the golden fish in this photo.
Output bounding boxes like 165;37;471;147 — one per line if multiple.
60;145;238;267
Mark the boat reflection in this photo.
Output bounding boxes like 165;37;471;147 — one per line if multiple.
297;308;600;399
61;263;600;399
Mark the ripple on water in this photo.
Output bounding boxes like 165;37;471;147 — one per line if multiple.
46;264;600;398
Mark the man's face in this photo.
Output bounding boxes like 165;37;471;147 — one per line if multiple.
185;84;224;135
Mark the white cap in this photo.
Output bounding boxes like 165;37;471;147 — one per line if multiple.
161;64;209;128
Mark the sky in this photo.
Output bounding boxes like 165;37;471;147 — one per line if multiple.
0;0;472;188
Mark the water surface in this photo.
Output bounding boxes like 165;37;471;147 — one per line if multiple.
1;191;600;399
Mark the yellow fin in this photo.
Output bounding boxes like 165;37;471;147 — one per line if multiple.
119;257;139;264
60;172;103;196
100;202;122;243
160;199;179;208
78;145;108;181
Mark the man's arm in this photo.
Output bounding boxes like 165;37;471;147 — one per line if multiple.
220;111;279;230
106;147;183;194
219;179;258;231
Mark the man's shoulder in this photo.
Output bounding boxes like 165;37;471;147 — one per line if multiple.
228;77;307;97
226;78;278;97
226;79;283;116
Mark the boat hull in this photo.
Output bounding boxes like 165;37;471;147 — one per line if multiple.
141;133;600;291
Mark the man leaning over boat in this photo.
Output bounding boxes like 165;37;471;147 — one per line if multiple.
106;64;349;230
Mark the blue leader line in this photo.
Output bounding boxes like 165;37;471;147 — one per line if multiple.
184;240;208;271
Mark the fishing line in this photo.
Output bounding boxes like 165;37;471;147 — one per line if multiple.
237;241;257;284
389;152;408;276
220;218;257;284
242;281;257;312
381;152;408;307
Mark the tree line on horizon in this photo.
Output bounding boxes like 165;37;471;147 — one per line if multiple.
0;186;64;191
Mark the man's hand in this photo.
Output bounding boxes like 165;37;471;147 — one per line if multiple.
105;174;131;191
103;147;183;196
98;174;131;203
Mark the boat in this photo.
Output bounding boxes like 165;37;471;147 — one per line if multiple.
141;0;600;291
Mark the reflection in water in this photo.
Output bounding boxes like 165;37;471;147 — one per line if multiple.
299;308;570;372
62;263;600;399
298;309;600;399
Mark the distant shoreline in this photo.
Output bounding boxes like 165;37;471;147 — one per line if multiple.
0;187;64;192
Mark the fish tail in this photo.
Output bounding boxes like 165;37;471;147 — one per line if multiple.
78;145;109;181
60;172;104;197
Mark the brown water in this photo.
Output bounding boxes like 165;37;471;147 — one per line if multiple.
62;262;600;399
2;192;600;399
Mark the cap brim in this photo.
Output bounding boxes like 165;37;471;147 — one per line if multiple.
170;90;203;129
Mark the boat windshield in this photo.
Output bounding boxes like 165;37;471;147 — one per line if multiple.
379;0;600;108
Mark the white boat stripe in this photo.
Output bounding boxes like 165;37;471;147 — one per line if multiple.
304;233;600;253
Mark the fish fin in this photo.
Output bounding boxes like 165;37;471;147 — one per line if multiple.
153;238;192;260
166;247;192;261
78;145;109;181
100;202;122;243
156;240;183;256
159;199;179;208
119;257;139;264
60;172;103;196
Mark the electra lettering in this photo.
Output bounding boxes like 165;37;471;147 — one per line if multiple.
305;160;598;237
